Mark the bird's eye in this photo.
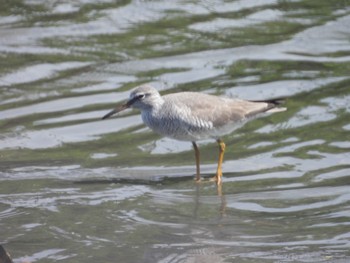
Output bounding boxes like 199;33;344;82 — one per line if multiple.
138;94;145;99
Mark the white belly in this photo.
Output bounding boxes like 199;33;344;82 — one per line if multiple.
141;110;245;141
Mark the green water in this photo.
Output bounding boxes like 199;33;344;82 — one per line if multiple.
1;0;350;262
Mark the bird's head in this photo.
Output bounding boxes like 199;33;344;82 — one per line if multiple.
102;85;162;120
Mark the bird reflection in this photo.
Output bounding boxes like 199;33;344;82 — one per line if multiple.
193;181;227;220
217;183;227;218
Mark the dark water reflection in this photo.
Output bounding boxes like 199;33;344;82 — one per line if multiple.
1;0;350;262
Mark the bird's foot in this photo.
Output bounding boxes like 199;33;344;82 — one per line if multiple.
210;174;222;185
209;178;222;185
194;177;213;184
194;175;222;185
194;177;203;183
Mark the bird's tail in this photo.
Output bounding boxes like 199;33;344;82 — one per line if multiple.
252;98;287;113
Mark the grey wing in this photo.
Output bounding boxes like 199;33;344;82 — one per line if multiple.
165;92;274;129
189;98;247;127
167;93;247;129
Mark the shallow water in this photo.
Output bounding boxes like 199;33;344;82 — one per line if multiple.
1;0;350;262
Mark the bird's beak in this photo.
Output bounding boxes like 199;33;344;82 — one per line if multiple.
101;96;139;120
101;103;129;120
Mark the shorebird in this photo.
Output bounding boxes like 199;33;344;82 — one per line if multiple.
102;85;286;184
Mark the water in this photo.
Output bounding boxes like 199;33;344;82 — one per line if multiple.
1;0;350;262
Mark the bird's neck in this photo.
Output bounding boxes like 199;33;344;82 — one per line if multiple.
150;97;165;112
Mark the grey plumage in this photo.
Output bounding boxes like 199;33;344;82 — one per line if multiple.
123;85;285;141
102;84;286;183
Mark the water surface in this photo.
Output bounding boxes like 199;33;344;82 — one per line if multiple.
1;0;350;262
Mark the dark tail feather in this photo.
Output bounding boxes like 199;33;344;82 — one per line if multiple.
251;98;286;106
250;98;287;114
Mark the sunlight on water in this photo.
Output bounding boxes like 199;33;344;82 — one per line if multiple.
0;0;350;262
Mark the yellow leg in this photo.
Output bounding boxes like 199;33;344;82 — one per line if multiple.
215;139;225;184
192;142;201;182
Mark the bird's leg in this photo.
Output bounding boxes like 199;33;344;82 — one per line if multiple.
192;142;201;182
214;139;225;184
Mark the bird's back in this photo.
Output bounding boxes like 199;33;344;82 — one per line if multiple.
142;91;282;141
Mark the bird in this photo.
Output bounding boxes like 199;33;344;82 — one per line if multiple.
102;85;286;184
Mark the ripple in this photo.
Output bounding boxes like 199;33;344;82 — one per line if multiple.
16;249;67;262
120;210;188;228
194;237;349;248
190;9;284;32
0;62;90;86
226;186;350;213
0;184;149;212
313;167;350;183
0;91;128;120
0;207;26;220
0;115;140;149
